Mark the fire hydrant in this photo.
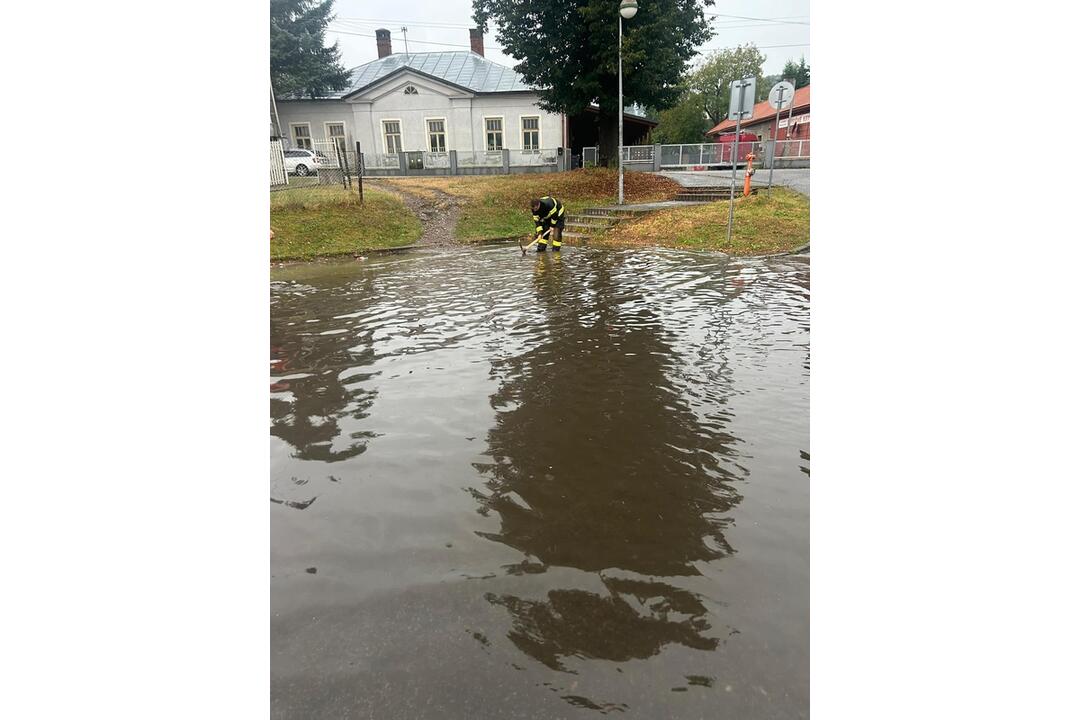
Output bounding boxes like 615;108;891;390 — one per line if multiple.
743;152;756;197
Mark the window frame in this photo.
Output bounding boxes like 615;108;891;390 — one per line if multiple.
324;122;347;153
290;123;312;150
484;116;504;152
520;115;541;152
425;117;448;154
382;118;404;154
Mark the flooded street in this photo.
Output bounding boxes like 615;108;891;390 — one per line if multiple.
271;247;809;719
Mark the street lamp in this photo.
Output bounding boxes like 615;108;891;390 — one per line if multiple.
618;0;637;205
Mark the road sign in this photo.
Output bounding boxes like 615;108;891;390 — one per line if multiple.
768;80;796;110
727;77;756;120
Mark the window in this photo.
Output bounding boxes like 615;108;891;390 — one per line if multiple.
326;123;346;153
383;120;402;154
485;118;503;151
291;124;312;149
427;119;447;153
404;85;418;95
521;116;540;151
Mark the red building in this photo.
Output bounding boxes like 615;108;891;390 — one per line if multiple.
706;84;810;142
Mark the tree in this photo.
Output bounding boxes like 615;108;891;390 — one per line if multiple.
473;0;714;166
271;0;351;100
688;44;766;128
781;56;810;87
650;90;710;144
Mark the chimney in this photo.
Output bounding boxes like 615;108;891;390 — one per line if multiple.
469;28;484;57
376;28;392;58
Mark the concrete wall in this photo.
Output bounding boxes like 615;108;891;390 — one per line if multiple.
277;71;564;157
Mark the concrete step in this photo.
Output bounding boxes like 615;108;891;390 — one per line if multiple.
582;207;651;218
564;219;617;230
674;194;730;201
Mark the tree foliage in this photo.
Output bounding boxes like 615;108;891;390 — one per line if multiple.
271;0;351;99
688;44;766;128
650;90;710;143
473;0;714;165
781;56;811;88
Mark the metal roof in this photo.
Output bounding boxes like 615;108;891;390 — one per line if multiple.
281;52;655;119
297;52;531;98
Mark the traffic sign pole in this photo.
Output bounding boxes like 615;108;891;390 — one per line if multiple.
727;80;749;246
765;80;795;196
768;86;785;195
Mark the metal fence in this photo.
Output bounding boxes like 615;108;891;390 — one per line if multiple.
620;145;655;165
582;147;599;168
771;139;810;160
656;142;765;169
609;141;808;171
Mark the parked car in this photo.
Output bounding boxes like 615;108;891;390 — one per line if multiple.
283;149;329;176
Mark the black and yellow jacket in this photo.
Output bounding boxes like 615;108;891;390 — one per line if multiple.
533;196;566;236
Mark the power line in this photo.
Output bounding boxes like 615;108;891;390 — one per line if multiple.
705;12;809;25
329;26;809;57
328;26;505;52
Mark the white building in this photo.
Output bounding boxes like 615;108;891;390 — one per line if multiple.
276;29;569;173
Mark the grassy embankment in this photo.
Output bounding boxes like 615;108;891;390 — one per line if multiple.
595;186;810;255
377;167;683;241
270;186;421;261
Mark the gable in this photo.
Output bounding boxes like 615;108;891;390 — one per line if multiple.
345;67;475;104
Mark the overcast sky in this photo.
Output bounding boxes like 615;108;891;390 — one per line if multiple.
324;0;811;78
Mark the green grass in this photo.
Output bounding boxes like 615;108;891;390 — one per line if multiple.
456;198;597;241
270;186;422;261
376;169;684;242
596;187;810;255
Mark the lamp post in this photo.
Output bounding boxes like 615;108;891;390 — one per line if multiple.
618;0;638;205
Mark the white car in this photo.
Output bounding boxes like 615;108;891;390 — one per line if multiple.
283;148;329;176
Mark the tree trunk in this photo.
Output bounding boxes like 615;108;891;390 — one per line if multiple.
597;112;620;169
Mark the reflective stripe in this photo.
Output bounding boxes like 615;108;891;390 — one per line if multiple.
535;226;543;234
552;239;562;247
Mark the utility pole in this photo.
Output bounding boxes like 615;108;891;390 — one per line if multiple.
401;26;409;58
270;74;282;139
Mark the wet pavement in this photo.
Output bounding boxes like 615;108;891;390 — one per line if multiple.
271;246;809;718
661;169;811;197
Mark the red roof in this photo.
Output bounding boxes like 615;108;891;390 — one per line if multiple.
707;84;810;135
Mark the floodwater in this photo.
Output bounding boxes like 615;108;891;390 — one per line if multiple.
271;246;809;719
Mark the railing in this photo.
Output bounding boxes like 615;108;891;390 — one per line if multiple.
620;145;654;164
270;140;288;186
772;139;810;159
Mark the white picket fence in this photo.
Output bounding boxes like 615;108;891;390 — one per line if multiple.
270;140;288;186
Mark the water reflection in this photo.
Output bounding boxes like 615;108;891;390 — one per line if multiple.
269;278;380;463
485;577;719;672
473;251;744;670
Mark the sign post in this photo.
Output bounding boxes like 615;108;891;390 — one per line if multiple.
726;77;755;246
767;80;795;195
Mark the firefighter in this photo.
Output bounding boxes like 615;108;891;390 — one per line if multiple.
530;196;566;252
